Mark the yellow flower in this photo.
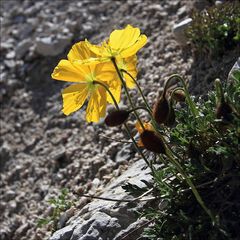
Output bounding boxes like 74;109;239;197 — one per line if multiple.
117;55;137;89
51;41;118;122
71;25;145;104
81;25;147;63
103;55;138;104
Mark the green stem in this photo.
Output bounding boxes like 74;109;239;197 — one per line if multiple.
121;69;152;113
94;80;150;168
166;149;215;223
128;105;161;135
167;74;198;117
94;80;119;108
215;78;224;103
111;58;145;130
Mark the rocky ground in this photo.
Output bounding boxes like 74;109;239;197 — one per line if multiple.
0;0;238;240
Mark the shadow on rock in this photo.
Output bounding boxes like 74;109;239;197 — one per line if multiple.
188;49;239;95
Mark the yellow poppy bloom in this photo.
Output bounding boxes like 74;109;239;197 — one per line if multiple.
80;25;147;64
102;55;138;104
51;41;118;122
117;55;137;89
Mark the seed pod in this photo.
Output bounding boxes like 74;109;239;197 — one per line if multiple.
140;130;166;154
153;96;170;125
172;89;186;102
216;100;233;122
105;110;129;127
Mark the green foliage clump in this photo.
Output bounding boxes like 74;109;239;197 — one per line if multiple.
37;188;74;232
141;72;240;239
186;2;240;57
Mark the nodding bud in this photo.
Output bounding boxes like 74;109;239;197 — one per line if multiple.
165;103;176;127
153;96;170;125
105;110;129;126
140;130;166;154
171;89;186;102
215;78;233;122
216;101;233;122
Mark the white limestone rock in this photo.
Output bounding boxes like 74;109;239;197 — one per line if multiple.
173;18;192;45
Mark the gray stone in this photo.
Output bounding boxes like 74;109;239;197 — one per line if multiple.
215;0;224;6
71;212;121;240
49;225;75;240
15;39;32;59
4;190;16;201
50;160;152;240
228;57;240;82
6;51;15;59
115;144;131;165
114;218;148;240
173;18;192;45
177;6;187;18
35;33;73;56
59;207;76;229
14;223;30;239
0;142;11;169
4;59;16;68
193;0;210;10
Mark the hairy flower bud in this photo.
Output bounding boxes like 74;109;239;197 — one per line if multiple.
105;110;129;126
216;101;233;122
172;89;186;102
140;130;166;154
165;103;176;127
153;96;170;125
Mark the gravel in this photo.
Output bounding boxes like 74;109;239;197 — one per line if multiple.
0;0;238;239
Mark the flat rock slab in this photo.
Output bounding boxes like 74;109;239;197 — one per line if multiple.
50;159;152;240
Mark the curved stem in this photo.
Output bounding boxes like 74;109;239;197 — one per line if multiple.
111;58;145;130
121;69;152;113
94;80;119;108
130;102;213;221
166;149;215;223
170;87;185;101
167;74;198;117
93;80;150;167
215;78;224;103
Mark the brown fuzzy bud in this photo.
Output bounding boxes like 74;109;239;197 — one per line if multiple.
165;104;176;127
216;101;233;122
153;96;170;125
105;110;129;127
172;89;186;102
140;130;166;154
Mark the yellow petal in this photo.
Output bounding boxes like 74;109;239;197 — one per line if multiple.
86;87;107;122
135;121;144;134
98;86;107;118
109;25;141;50
84;39;110;57
62;83;88;115
95;62;117;82
51;60;87;83
117;56;137;89
93;62;121;104
120;34;147;58
73;55;110;66
135;121;153;134
67;41;97;62
107;80;121;104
